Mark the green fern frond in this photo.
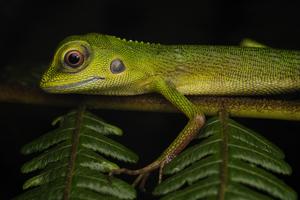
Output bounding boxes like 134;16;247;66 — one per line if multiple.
15;106;138;200
154;113;296;200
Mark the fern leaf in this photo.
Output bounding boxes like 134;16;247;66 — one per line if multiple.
15;107;138;200
154;113;297;200
80;130;138;163
21;128;72;155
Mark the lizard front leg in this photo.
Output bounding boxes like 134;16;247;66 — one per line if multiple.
111;79;205;187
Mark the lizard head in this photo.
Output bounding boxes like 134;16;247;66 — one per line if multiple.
40;33;152;95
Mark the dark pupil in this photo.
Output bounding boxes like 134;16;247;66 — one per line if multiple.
68;53;80;65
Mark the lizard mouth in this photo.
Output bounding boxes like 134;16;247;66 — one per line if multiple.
41;76;105;92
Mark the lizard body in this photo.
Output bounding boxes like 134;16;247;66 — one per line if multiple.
41;34;300;96
40;33;300;184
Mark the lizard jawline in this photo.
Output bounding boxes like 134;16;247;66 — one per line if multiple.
42;76;104;92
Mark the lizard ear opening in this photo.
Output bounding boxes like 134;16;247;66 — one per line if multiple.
110;59;126;74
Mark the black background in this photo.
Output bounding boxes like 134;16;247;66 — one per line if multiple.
1;0;300;199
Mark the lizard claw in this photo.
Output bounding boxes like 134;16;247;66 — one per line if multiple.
133;173;150;191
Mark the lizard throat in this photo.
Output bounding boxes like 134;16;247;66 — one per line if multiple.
42;76;105;92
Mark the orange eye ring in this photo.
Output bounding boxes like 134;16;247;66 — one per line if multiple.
64;50;84;68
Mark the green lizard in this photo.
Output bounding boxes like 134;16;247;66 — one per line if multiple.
40;33;300;186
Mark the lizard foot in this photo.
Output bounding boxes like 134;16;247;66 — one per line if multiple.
110;159;168;190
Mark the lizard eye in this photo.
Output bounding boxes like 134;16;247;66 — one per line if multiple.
64;50;84;68
110;59;126;74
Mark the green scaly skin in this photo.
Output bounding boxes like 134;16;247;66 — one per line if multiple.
40;33;300;185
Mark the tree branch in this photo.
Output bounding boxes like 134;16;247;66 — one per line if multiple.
1;84;299;120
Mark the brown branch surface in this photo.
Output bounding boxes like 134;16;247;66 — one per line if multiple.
1;84;300;120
